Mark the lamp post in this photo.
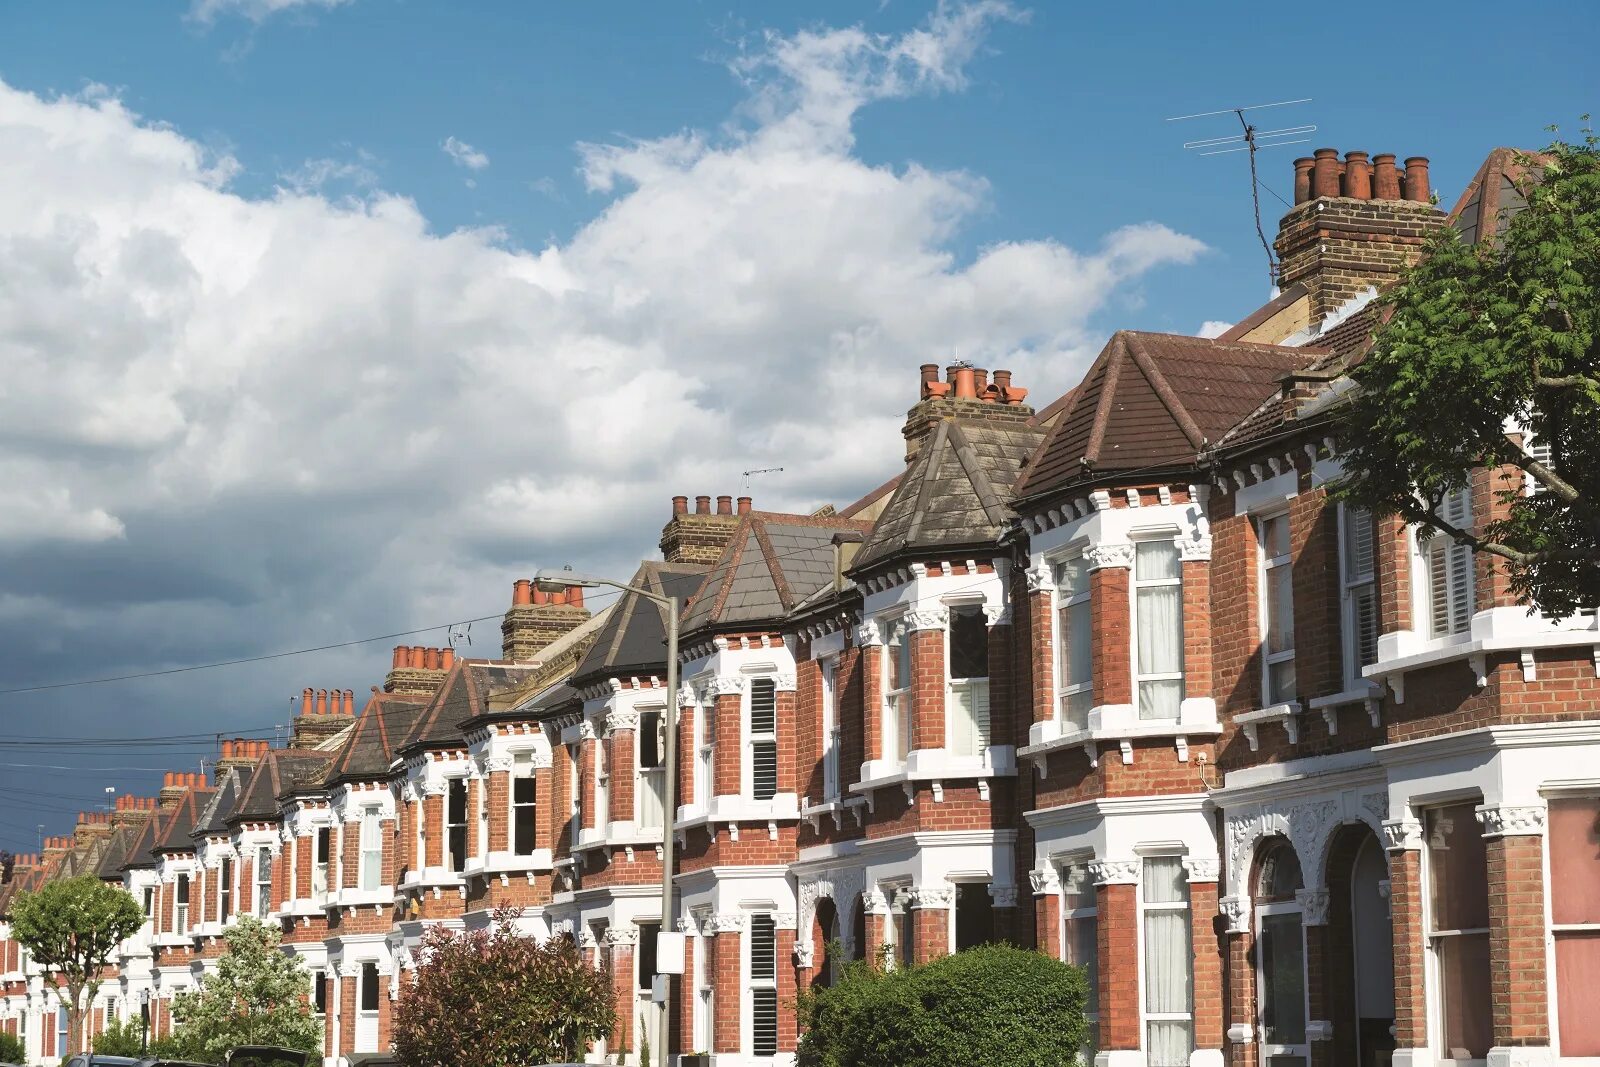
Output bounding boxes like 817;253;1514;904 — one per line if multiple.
532;568;681;985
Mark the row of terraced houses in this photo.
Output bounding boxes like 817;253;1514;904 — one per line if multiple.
4;145;1599;1067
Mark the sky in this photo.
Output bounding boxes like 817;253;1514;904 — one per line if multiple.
0;0;1592;852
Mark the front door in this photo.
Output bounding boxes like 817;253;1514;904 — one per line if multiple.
1256;900;1308;1067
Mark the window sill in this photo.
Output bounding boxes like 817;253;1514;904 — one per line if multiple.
1305;683;1382;731
152;933;192;948
1020;700;1220;771
483;848;554;873
572;823;665;856
1234;703;1302;750
398;869;465;897
1368;609;1600;701
799;795;866;831
848;747;1016;806
323;886;394;910
676;792;800;828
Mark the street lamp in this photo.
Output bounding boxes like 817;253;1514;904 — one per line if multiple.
532;568;682;995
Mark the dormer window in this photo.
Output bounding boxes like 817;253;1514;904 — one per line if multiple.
1133;541;1185;720
1055;556;1092;730
748;678;779;801
947;604;990;756
883;620;912;763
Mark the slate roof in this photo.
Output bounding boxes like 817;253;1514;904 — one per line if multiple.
1015;331;1317;504
325;692;430;786
228;747;335;819
94;824;145;880
397;661;533;756
855;418;1042;572
120;817;162;871
570;561;708;685
194;768;248;840
680;513;871;636
1449;147;1544;248
151;788;213;856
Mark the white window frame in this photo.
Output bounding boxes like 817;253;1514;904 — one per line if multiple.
1054;553;1093;730
512;752;538;854
173;873;190;937
695;694;716;808
821;657;840;802
1131;538;1186;721
1543;792;1600;1061
1416;487;1475;640
882;617;912;763
745;677;780;801
945;601;991;758
254;847;272;918
692;910;713;1055
1421;801;1491;1067
1059;859;1099;1041
444;777;469;872
636;708;666;830
356;960;380;1052
1338;504;1380;689
594;734;610;837
745;912;779;1058
312;825;331;901
1256;511;1297;706
476;767;489;862
567;744;582;848
1254;897;1310;1067
1137;854;1193;1067
357;808;382;892
218;855;233;921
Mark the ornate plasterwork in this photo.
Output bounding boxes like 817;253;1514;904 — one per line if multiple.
1476;805;1547;837
988;885;1018;908
1085;542;1135;571
1087;858;1140;885
862;886;890;915
605;708;639;733
855;619;882;647
1219;894;1250;935
793;942;815;969
1176;535;1213;562
709;675;748;697
774;671;798;692
604;927;639;947
982;601;1012;627
1225;798;1342;891
1295;889;1330;927
484;755;514;773
705;912;749;934
911;884;956;910
1028;867;1061;896
1383;818;1423;851
1024;560;1054;594
420;781;447;798
797;869;866;950
905;607;949;632
1182;857;1220;883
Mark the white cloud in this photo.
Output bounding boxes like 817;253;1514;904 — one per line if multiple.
0;4;1204;739
442;136;490;171
189;0;352;25
1197;319;1234;338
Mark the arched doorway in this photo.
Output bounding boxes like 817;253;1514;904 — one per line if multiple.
1253;838;1308;1067
812;898;840;989
1325;826;1395;1067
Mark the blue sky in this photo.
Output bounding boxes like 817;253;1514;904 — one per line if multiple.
0;0;1592;851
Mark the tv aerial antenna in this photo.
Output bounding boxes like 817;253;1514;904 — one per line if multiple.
742;467;783;495
1168;97;1315;287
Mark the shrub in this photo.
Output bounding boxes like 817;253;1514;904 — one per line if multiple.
0;1031;24;1064
93;1017;149;1057
797;944;1090;1067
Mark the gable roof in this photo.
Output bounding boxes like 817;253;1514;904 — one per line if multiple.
854;417;1042;572
325;692;431;786
94;823;147;880
679;513;871;636
397;660;531;756
194;769;249;840
570;561;707;686
1449;146;1545;248
1016;331;1317;504
152;787;213;856
119;816;162;872
227;747;335;820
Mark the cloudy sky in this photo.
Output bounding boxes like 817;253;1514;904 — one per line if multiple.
0;0;1589;850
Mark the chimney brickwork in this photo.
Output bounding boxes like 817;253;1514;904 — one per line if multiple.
500;580;591;663
1276;148;1446;324
289;686;358;745
214;738;271;780
902;363;1033;462
659;494;749;565
382;647;455;695
111;794;159;829
158;771;206;809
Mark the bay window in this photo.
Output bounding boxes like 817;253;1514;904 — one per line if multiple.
1141;856;1192;1067
1257;513;1296;705
748;678;779;800
947;604;991;756
1055;555;1092;729
749;914;778;1057
1425;802;1490;1063
1422;488;1474;638
1134;542;1185;719
513;752;539;852
255;847;272;917
1549;797;1600;1056
1340;506;1379;687
883;619;912;762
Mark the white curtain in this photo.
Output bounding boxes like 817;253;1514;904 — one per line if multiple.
1143;857;1192;1067
1137;583;1183;719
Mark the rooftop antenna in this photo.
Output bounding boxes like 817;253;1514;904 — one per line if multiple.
1168;97;1315;287
449;621;473;649
741;467;784;495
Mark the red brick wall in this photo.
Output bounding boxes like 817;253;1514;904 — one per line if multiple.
610;727;635;825
712;930;739;1054
1190;879;1223;1052
1028;589;1055;725
911;627;946;751
912;905;949;963
714;692;741;798
1091;568;1132;706
1389;848;1427;1049
1097;882;1139;1051
1487;833;1550;1046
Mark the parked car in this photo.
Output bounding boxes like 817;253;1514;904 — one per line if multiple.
223;1048;315;1067
134;1059;213;1067
64;1055;140;1067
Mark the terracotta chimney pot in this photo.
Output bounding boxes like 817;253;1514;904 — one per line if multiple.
716;495;733;516
695;495;711;515
440;647;455;670
919;363;940;397
1343;152;1372;199
567;587;585;609
1311;148;1342;199
343;689;354;714
671;495;688;516
1292;157;1315;204
952;364;978;400
391;647;405;669
408;647;426;669
302;687;314;716
1403;157;1430;202
512;579;532;606
737;496;752;516
424;647;440;670
993;369;1012;392
316;689;328;716
1372;154;1401;200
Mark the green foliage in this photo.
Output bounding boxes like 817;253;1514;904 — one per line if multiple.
797;944;1090;1067
1334;125;1600;615
94;1016;150;1057
10;875;146;1054
166;916;321;1061
0;1029;24;1064
393;908;614;1067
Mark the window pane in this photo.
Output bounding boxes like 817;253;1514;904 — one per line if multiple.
1137;586;1183;675
1436;932;1491;1060
1550;798;1600;925
1267;660;1296;707
749;679;777;734
1259;911;1306;1045
949;605;989;680
637;923;659;993
1344;508;1375;580
1065;598;1092;686
1144;908;1192;1013
1267;565;1295;656
1057;556;1088;598
1067;916;1098;1016
1139;679;1183;721
1143;857;1188;904
1556;931;1600;1056
1146;1020;1192;1067
1136;541;1180;581
1263;515;1291;559
639;711;663;768
1352;585;1379;670
954;883;993;950
1426;803;1489;931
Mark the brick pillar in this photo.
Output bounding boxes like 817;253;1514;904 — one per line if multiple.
1302;899;1331;1067
1190;875;1225;1059
580;733;597;830
775;686;798;794
713;925;740;1054
609;939;635;1051
910;623;946;752
340;968;357;1055
1029;589;1055;726
342;816;360;888
1376;514;1413;635
1181;557;1213;702
609;724;636;827
678;690;697;808
1034;876;1062;960
778;926;799;1052
377;974;393;1051
1096;878;1140;1052
487;761;510;857
1090;565;1132;706
1387;833;1428;1056
714;690;741;798
861;641;883;761
424;792;444;870
1484;817;1551;1049
675;935;693;1059
466;776;483;859
912;888;951;964
864;895;889;965
1222;899;1255;1067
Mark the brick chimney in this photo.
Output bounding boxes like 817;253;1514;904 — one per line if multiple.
214;738;271;781
902;362;1033;462
500;580;592;663
382;646;456;695
159;771;204;809
111;794;159;830
73;811;114;848
290;687;358;746
1276;148;1446;324
659;493;748;565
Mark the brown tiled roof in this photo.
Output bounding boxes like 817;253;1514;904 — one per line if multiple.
1215;283;1308;343
1016;331;1316;503
120;817;161;871
1448;147;1546;248
325;692;430;786
228;747;334;817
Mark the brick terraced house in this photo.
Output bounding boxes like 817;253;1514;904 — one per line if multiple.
4;143;1599;1067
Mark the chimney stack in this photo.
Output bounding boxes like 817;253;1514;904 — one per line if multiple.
214;737;269;780
111;795;158;829
291;684;359;745
902;364;1033;462
1276;146;1443;324
501;576;592;665
660;492;749;565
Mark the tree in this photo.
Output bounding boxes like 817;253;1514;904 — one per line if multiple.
9;875;145;1057
167;915;321;1062
797;944;1090;1067
393;909;613;1067
1334;127;1600;616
